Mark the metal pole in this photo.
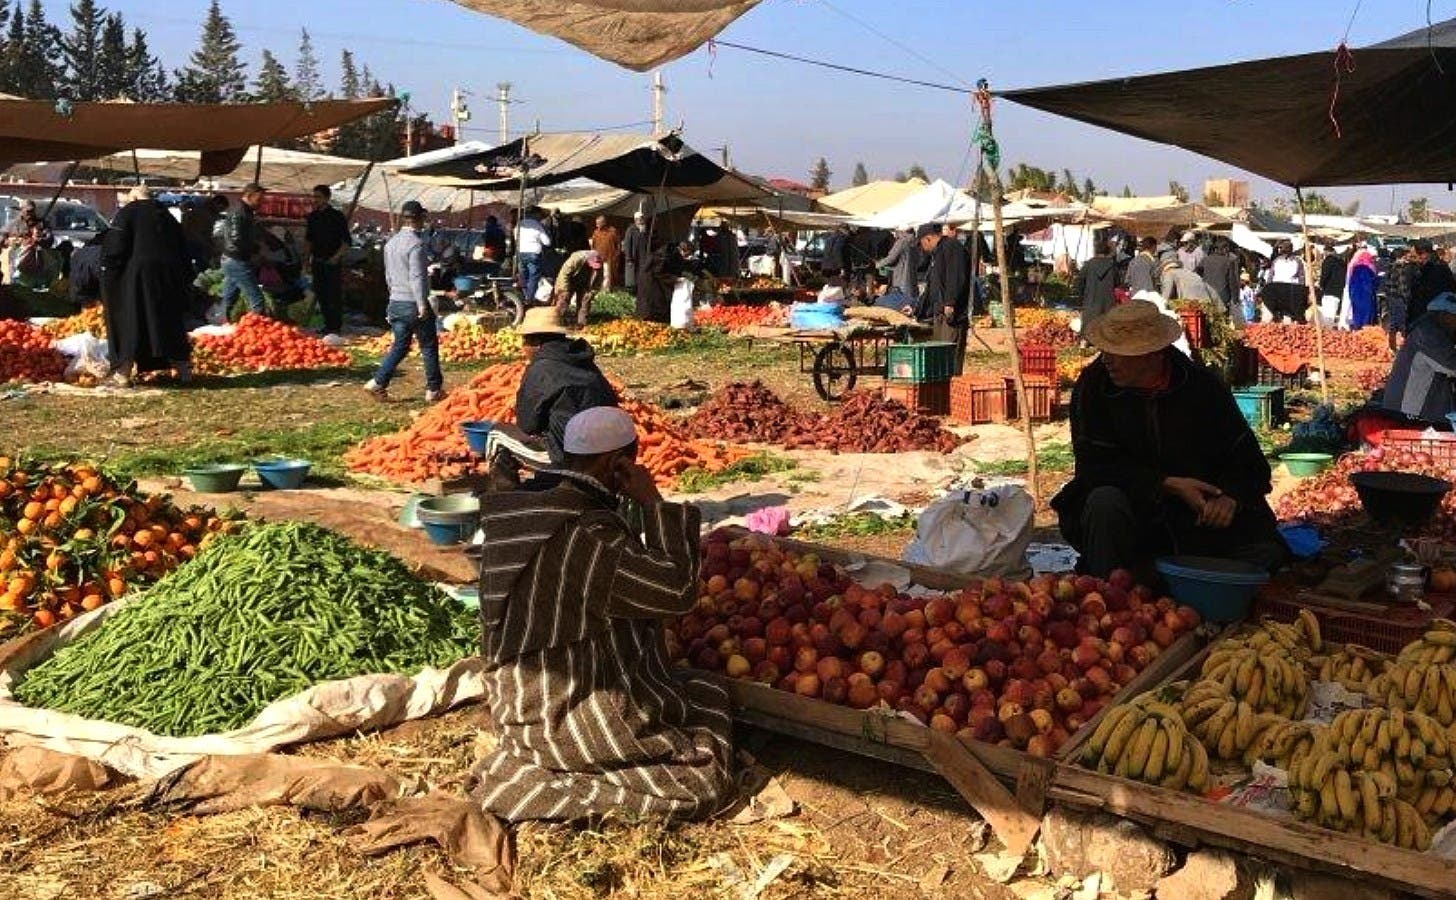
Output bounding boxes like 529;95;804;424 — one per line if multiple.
252;144;263;184
513;135;529;289
496;82;511;144
1295;187;1331;404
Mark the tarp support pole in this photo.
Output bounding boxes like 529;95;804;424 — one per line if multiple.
344;161;374;224
130;149;140;178
253;144;264;185
1295;187;1331;404
513;135;529;287
43;161;81;219
964;161;994;353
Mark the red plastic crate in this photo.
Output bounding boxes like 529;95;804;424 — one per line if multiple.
884;380;951;416
1379;430;1456;468
1254;590;1453;656
950;376;1008;424
1017;342;1056;382
1178;308;1208;348
1005;375;1055;422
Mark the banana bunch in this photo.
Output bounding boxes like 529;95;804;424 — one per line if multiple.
1201;646;1309;718
1082;699;1209;792
1288;754;1431;850
1366;660;1456;725
1396;621;1456;666
1247;718;1324;772
1178;680;1284;764
1221;610;1322;660
1324;708;1454;798
1309;643;1387;692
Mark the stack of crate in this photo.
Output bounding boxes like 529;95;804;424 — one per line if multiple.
950;375;1011;424
882;342;956;415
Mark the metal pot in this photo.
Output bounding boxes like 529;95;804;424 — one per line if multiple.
1388;563;1426;604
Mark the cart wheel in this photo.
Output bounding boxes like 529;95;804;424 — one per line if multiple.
813;343;857;401
485;287;525;326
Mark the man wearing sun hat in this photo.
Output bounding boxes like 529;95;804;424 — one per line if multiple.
1052;299;1285;578
514;306;619;463
472;406;733;822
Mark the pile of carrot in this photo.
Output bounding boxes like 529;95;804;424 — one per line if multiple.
344;362;744;487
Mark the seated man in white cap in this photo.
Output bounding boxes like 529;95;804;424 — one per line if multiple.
514;306;619;463
472;406;734;822
553;248;604;327
1052;299;1285;578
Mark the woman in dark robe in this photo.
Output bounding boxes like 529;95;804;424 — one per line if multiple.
634;235;674;323
103;187;193;386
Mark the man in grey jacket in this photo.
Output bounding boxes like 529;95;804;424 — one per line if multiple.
366;200;444;402
876;225;919;305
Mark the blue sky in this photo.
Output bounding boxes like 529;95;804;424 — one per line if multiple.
40;0;1456;212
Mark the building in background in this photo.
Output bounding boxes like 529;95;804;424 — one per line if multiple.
1203;178;1249;209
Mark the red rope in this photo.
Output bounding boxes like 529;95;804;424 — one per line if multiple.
1329;42;1356;139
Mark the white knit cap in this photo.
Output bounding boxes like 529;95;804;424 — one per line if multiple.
563;406;637;455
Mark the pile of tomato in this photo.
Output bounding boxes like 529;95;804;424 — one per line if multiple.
0;319;66;384
190;314;352;375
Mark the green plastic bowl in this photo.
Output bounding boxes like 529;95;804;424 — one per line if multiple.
1280;452;1334;478
183;463;247;493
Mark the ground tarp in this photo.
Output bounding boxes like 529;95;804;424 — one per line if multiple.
0;97;395;170
444;0;760;71
1000;19;1456;187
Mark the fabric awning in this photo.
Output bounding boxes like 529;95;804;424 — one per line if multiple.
444;0;760;71
0;97;394;170
817;178;928;216
700;206;853;230
393;131;770;203
1000;20;1456;187
854;179;990;229
10;146;371;191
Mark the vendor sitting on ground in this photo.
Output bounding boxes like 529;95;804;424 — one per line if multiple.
514;306;619;462
1381;292;1456;423
1052;299;1285;578
471;406;734;821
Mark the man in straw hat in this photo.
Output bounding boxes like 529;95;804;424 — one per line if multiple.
1052;299;1284;578
514;306;618;463
472;406;733;822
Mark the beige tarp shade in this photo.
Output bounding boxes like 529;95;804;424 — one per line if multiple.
447;0;760;71
1105;202;1232;237
700;206;852;230
817;178;927;216
1089;194;1182;215
10;146;370;191
0;97;394;169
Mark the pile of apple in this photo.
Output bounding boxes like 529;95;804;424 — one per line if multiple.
668;532;1203;757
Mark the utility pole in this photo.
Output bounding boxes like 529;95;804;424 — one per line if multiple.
496;82;511;144
449;87;471;146
651;71;665;134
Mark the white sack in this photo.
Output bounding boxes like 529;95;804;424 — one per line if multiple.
902;485;1035;579
52;332;111;379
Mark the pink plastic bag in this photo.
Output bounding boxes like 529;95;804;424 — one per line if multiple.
744;506;790;537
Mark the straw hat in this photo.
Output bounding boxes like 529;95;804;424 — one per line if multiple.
1085;299;1183;356
519;306;568;336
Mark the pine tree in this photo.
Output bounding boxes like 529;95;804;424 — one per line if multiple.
20;0;61;99
126;28;167;100
809;157;831;192
173;0;246;103
907;163;929;181
1168;180;1189;203
94;13;126;99
293;27;321;100
0;1;16;95
851;161;868;187
252;49;293;102
339;49;360;99
1121;185;1132;198
60;0;102;99
331;51;368;156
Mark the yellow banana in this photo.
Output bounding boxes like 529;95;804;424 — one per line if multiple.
1334;768;1358;822
1319;776;1339;820
1426;629;1456;646
1145;727;1169;781
1163;719;1184;773
1359;773;1382;831
1087;703;1134;758
1125;718;1159;779
1299;609;1322;650
1436;785;1456;818
1102;707;1145;764
1217;714;1238;760
1186;735;1209;791
1416;784;1439;818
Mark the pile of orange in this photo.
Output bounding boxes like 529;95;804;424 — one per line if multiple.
190;314;352;375
0;319;66;384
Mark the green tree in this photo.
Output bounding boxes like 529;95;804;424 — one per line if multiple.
809;157;831;192
907;162;929;181
173;0;246;103
252;49;293;102
293;28;321;101
94;13;126;99
1082;177;1097;201
1120;185;1132;198
1408;197;1430;222
125;28;167;100
893;170;907;182
850;161;868;187
339;49;361;99
1343;200;1361;216
1293;191;1343;215
1007;162;1054;193
18;0;62;98
1168;180;1189;203
331;50;367;156
0;1;18;96
60;0;103;99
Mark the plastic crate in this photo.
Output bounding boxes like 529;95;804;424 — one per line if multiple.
1254;591;1454;656
1178;308;1208;348
1232;386;1285;429
887;342;958;383
1006;375;1055;422
1380;429;1456;469
1017;342;1057;382
950;376;1008;424
883;380;951;416
1238;346;1306;390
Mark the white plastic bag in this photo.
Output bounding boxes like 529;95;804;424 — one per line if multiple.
902;485;1035;578
747;254;776;277
670;277;695;329
52;332;111;380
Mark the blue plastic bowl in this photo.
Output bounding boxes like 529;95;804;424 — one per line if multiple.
421;518;473;545
453;275;479;294
417;495;480;546
1155;555;1269;622
1446;412;1456;432
460;420;494;455
252;458;311;490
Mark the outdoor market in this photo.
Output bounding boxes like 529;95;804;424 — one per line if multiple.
9;2;1456;899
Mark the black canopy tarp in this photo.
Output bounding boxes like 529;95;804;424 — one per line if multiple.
999;19;1456;187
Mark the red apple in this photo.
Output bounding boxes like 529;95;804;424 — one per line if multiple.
942;692;969;722
876;680;902;704
725;654;752;678
983;659;1007;684
880;610;908;640
847;677;878;709
1056;687;1083;711
1151;623;1176;649
914;683;941;713
1036;648;1064;676
822;676;848;705
925;597;955;627
816;657;845;683
962;667;989;693
1080;593;1108;619
1026;734;1052;758
903;642;929;670
1175;605;1201;631
1071;643;1102;670
754;660;781;683
793;646;818;673
884;660;908;686
742;637;767;663
924;667;953;693
767;645;791;672
941;648;971;680
858;650;885;678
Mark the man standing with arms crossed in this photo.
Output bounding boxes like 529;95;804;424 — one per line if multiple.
304;184;352;339
366;200;444;402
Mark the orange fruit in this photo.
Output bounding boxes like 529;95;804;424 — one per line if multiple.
106;577;126;597
21;501;41;520
132;530;154;549
31;609;55;628
15;519;35;535
58;496;78;515
80;594;105;611
42;512;62;529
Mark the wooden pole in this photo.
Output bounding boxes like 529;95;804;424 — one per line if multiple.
1295;187;1331;404
42;161;81;219
993;170;1041;504
343;161;374;224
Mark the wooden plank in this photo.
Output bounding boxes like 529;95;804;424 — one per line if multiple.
717;527;973;592
1049;765;1456;900
733;706;936;773
1014;757;1053;818
923;729;1042;857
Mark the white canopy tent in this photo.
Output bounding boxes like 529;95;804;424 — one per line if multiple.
854;179;990;229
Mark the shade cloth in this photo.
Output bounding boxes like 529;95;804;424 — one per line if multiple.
12;146;371;191
446;0;760;71
1000;19;1456;187
854;179;989;229
0;97;394;170
817;178;928;216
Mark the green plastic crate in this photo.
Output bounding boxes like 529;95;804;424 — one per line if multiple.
887;342;957;383
1232;386;1284;429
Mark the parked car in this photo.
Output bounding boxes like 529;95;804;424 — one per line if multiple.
0;196;109;246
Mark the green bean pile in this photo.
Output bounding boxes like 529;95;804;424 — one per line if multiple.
14;521;478;736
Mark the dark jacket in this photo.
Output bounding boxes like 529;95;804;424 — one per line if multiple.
917;236;972;325
69;239;104;304
822;231;850;273
515;338;621;462
1318;252;1347;299
101;199;192;369
1411;259;1456;324
1052;349;1277;536
1201;251;1241;306
1074;255;1118;328
222;201;258;261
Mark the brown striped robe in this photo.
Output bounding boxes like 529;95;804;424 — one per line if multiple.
470;471;733;822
